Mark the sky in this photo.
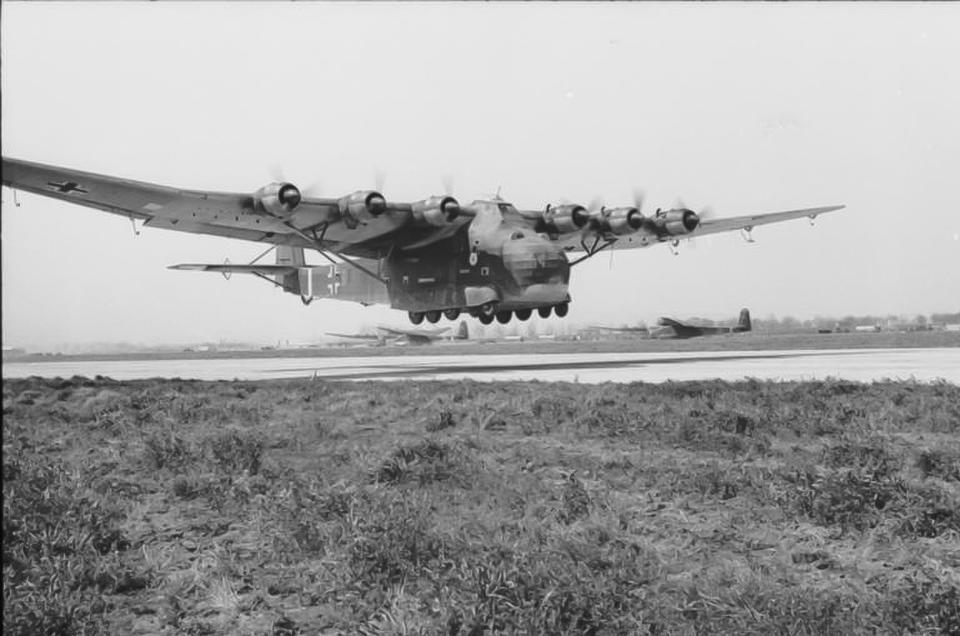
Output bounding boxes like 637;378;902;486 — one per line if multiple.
2;2;958;351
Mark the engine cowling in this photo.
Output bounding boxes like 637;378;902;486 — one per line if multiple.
411;195;460;226
654;208;700;236
338;190;387;223
254;182;301;218
542;204;589;234
601;206;644;236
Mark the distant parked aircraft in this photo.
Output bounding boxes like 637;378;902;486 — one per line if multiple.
327;321;468;345
593;308;752;339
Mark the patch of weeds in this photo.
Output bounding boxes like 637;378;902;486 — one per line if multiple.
373;439;476;487
782;466;903;533
349;494;446;583
3;458;135;635
821;438;901;479
426;409;457;432
205;429;264;475
558;472;591;524
916;449;960;482
143;430;196;470
882;566;960;634
896;483;960;538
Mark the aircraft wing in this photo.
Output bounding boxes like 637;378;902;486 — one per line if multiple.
1;157;463;258
377;325;450;338
689;205;845;238
657;317;686;328
553;205;844;252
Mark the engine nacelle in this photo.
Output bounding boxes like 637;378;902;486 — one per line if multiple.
654;208;700;236
411;195;460;226
339;190;387;223
542;204;589;234
601;206;643;236
254;182;301;218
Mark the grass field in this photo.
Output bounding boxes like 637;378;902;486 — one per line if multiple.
4;376;959;634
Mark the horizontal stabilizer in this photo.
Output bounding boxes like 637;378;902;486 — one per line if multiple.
168;263;298;275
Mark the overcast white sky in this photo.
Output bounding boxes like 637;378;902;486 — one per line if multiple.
2;2;958;350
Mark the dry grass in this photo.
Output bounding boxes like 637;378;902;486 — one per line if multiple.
3;375;959;634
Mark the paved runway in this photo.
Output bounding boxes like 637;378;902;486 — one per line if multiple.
3;347;958;383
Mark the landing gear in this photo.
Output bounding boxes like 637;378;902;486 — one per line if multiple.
495;310;512;324
409;311;425;325
478;313;494;325
426;310;442;324
538;306;552;319
478;302;497;318
444;309;461;321
515;308;532;321
554;302;569;318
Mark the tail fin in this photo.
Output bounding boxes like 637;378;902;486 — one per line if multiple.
457;321;469;340
275;247;306;294
737;308;751;332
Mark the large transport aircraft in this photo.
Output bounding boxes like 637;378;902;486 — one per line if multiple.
2;157;843;326
594;308;752;339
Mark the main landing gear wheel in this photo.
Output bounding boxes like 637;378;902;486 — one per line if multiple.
408;311;425;325
538;306;552;318
443;309;461;321
495;310;512;324
478;313;494;325
426;310;442;324
554;302;569;318
515;308;532;321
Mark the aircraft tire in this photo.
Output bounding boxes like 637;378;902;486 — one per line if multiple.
554;302;569;318
478;313;494;325
444;309;461;320
426;310;442;324
515;308;532;321
409;311;425;325
495;310;512;324
537;306;552;318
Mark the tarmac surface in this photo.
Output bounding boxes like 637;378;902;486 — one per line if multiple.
3;347;958;383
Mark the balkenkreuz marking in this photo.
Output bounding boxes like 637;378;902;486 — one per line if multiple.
46;181;88;194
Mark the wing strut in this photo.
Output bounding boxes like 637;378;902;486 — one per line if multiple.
569;235;617;267
282;221;386;284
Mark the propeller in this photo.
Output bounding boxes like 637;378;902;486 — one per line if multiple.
441;174;455;197
267;164;322;196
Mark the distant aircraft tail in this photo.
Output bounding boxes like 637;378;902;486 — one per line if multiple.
736;308;751;332
456;321;469;340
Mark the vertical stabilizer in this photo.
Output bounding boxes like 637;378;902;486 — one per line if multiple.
276;247;306;294
457;321;469;340
737;308;751;332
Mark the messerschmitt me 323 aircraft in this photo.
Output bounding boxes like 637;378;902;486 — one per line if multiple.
2;157;843;325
